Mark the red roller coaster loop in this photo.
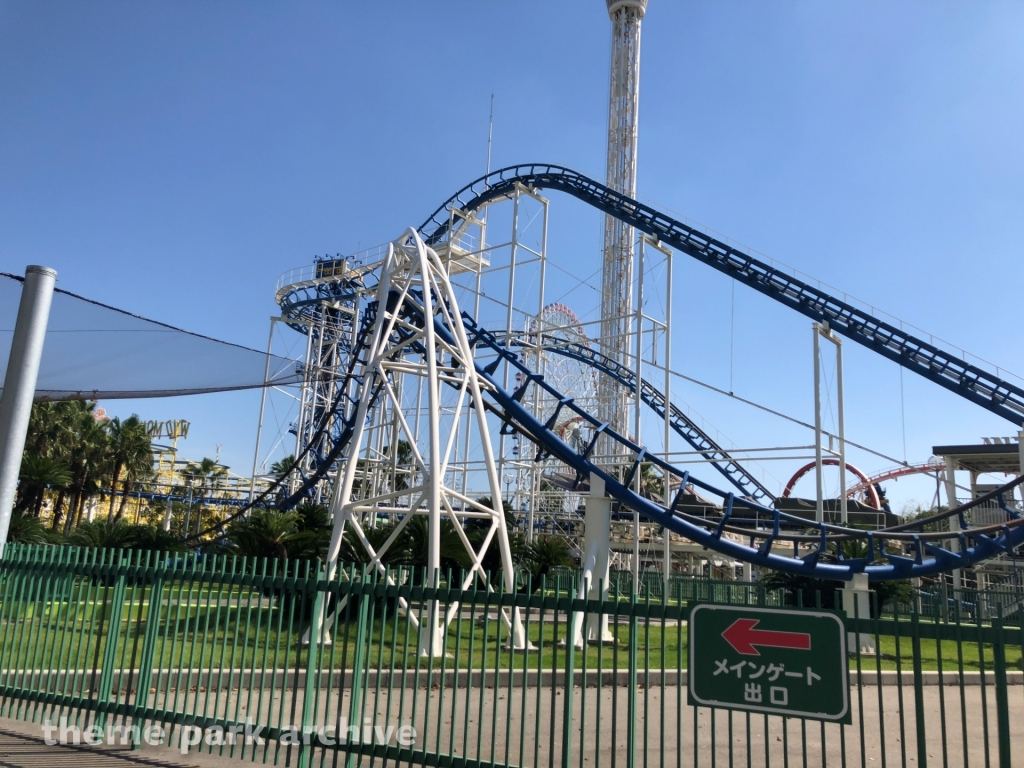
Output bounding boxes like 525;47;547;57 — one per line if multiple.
781;458;882;510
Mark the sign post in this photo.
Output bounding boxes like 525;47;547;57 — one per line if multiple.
689;604;850;723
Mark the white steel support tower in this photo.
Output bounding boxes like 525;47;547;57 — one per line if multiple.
323;229;527;656
599;0;647;464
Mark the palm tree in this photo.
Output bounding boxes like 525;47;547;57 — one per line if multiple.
6;512;53;545
270;455;296;481
610;461;667;502
21;400;105;531
105;415;153;520
474;496;518;530
398;515;473;574
23;401;75;458
62;407;111;532
67;518;139;549
523;536;576;590
465;496;526;575
16;454;71;518
269;455;297;502
292;502;332;560
182;457;228;536
121;461;156;523
637;462;666;502
128;524;183;552
62;517;182;552
223;509;311;560
337;519;410;566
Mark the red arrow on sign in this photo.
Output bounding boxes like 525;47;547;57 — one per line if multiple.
722;618;812;656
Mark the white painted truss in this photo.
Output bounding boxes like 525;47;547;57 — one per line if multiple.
324;228;526;655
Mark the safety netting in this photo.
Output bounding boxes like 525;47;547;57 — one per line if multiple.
0;272;301;401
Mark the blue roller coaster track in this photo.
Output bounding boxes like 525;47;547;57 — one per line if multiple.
502;332;776;504
417;164;1024;580
420;164;1024;427
444;303;1024;582
362;283;1024;581
280;285;774;505
229;163;1024;581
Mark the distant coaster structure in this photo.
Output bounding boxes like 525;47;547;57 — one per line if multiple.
267;163;1024;585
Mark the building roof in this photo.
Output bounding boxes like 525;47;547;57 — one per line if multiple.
932;443;1022;475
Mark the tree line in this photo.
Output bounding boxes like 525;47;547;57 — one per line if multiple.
8;402;578;584
11;401;231;546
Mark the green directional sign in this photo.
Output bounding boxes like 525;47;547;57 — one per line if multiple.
688;604;850;723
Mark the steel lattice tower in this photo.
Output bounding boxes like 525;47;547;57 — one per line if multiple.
599;0;647;461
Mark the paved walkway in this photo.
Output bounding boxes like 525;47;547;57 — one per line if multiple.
1;680;1021;767
0;721;232;768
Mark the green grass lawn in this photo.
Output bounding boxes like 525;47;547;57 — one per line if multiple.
1;590;1020;676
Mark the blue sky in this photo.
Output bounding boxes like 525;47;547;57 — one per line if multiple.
2;1;1022;510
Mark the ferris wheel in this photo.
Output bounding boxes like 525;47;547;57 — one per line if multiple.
510;304;597;505
508;304;601;522
528;303;599;441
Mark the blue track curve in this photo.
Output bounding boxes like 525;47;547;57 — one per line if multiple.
420;164;1024;427
256;287;1024;581
503;332;775;504
253;166;1024;579
443;308;1024;582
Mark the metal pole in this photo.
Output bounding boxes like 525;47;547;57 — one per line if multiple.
486;94;494;176
835;332;847;524
813;323;824;523
530;198;549;544
295;314;316;461
663;247;672;586
497;189;520;501
943;455;962;594
249;316;277;502
0;266;57;558
459;212;484;500
632;237;644;593
1018;427;1023;479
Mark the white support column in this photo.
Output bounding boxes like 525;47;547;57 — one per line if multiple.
632;235;644;592
497;190;520;497
578;472;614;646
532;201;549;542
813;324;824;523
1019;428;1023;486
660;241;673;588
840;573;876;654
0;266;57;559
943;455;962;593
835;333;847;524
662;526;671;585
812;322;845;523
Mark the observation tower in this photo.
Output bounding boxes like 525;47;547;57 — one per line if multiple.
599;0;647;464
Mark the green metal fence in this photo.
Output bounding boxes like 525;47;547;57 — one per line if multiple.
0;544;1021;768
898;584;1024;624
545;568;785;607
